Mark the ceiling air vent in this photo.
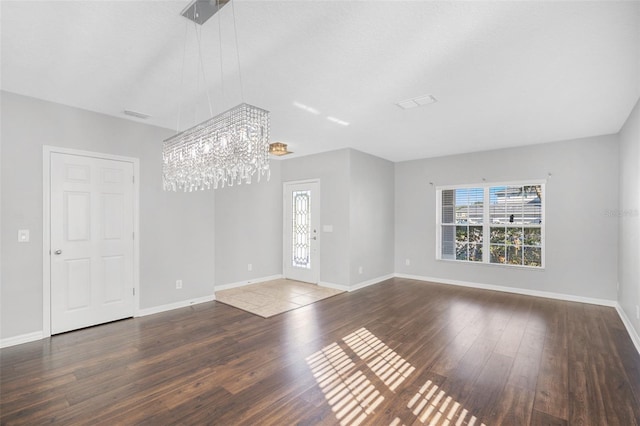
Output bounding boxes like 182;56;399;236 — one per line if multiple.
395;94;438;110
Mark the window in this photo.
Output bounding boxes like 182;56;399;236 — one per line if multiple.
437;183;544;268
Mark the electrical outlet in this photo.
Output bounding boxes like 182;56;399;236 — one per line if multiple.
405;258;410;266
248;264;253;272
358;266;363;275
176;279;183;289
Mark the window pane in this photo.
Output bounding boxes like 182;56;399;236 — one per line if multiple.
492;185;529;224
456;226;468;243
523;185;542;224
467;188;484;224
456;242;468;260
455;188;482;224
506;227;523;245
454;189;465;223
506;245;523;265
442;206;454;224
505;186;523;224
470;244;482;262
442;189;454;223
442;225;455;259
490;245;505;264
490;227;505;244
469;226;483;244
442;189;454;206
524;228;541;246
490;186;507;223
524;247;542;267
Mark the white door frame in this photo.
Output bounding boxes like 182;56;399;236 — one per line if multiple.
283;179;321;284
42;146;140;337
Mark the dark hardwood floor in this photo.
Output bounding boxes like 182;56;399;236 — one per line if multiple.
1;278;639;425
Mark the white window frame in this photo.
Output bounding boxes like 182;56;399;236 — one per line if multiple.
436;180;545;269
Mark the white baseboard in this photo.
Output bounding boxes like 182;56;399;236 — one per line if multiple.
0;331;44;349
615;303;640;355
136;294;216;317
215;274;283;292
394;273;617;307
319;281;350;291
320;274;395;293
351;274;395;291
1;295;219;346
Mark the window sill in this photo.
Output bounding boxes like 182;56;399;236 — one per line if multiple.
436;258;546;271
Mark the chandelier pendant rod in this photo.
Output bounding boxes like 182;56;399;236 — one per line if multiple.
176;18;189;133
230;0;245;102
217;0;225;106
194;17;214;118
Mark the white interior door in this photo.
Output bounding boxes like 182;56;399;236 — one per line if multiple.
50;153;134;334
284;181;320;284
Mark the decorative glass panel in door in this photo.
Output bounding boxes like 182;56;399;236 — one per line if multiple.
292;190;311;268
284;181;320;283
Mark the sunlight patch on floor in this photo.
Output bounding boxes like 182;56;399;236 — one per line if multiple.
397;379;486;426
343;328;415;391
307;327;486;426
306;342;384;426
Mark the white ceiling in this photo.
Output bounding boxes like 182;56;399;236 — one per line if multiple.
2;0;639;162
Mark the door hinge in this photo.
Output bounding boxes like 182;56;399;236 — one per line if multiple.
133;288;136;296
132;175;135;183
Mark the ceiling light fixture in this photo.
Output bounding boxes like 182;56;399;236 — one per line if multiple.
269;142;293;156
162;0;270;192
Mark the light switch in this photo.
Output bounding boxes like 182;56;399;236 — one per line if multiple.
18;229;30;242
323;225;333;233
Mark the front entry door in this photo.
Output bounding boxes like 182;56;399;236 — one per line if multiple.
283;181;320;284
50;153;134;334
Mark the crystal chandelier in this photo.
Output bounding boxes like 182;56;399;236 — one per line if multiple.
163;0;270;192
163;103;270;191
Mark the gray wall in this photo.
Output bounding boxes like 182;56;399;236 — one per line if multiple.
395;135;619;300
618;98;640;336
214;161;283;286
281;149;351;286
349;149;395;285
1;89;633;343
1;91;216;340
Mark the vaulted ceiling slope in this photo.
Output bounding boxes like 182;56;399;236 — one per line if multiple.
2;1;639;162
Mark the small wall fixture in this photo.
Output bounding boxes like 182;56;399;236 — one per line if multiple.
269;142;293;156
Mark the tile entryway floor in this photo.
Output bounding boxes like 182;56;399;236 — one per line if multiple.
214;279;344;318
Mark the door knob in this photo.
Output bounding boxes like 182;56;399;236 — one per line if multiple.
54;249;62;255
